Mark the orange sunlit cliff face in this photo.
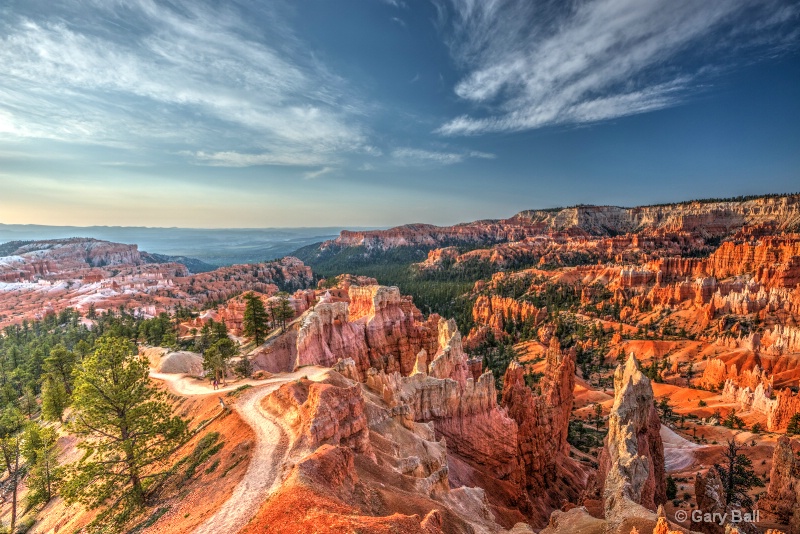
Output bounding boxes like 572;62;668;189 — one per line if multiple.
2;194;800;533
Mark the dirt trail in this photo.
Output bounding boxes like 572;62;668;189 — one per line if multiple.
150;372;264;396
192;383;287;534
150;366;329;534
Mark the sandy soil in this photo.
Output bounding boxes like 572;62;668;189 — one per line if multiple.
661;425;704;472
191;383;288;534
150;366;330;534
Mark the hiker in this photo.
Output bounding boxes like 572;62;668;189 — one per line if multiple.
213;378;218;390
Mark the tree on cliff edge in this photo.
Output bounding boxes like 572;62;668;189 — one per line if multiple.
62;335;187;518
243;293;269;345
271;292;294;333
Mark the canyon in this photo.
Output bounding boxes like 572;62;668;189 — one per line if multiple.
4;193;800;533
0;238;313;328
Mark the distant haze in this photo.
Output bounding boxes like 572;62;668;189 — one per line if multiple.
0;224;371;266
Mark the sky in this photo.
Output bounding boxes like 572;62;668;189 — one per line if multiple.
0;0;799;228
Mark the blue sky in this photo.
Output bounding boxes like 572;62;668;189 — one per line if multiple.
0;0;798;228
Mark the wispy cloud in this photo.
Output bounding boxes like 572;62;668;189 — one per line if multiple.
0;0;370;166
303;166;335;180
435;0;800;135
391;147;494;166
190;151;336;168
380;0;407;8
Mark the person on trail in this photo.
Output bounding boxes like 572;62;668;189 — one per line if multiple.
213;378;218;390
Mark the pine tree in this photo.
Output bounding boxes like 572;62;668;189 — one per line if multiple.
41;376;69;422
242;293;269;345
723;409;745;430
0;405;24;533
44;344;76;395
195;321;213;353
62;335;188;511
21;385;38;417
235;354;253;378
593;402;604;430
211;320;228;342
657;396;675;422
203;338;237;386
714;438;764;509
666;475;677;500
787;413;800;435
22;422;62;508
272;293;295;333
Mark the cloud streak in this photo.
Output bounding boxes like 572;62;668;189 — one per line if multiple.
435;0;800;135
391;147;494;166
0;0;370;166
303;167;335;180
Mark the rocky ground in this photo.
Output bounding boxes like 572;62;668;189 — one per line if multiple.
0;238;314;328
6;194;800;533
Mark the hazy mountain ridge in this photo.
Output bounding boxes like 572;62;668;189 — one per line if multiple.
0;238;216;274
0;225;364;266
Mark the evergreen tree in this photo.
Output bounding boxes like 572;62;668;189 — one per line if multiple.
685;361;694;386
41;375;69;422
195;321;213;353
723;409;745;430
44;344;76;395
75;340;92;361
23;422;62;508
203;338;237;386
62;335;187;511
666;475;677;500
272;293;295;333
242;293;269;345
211;320;228;342
714;438;764;509
0;405;24;533
21;385;37;417
593;402;604;430
787;413;800;435
235;354;253;378
657;396;675;423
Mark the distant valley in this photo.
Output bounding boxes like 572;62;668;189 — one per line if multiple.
0;224;371;267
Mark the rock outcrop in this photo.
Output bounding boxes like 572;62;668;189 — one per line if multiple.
256;365;528;533
593;355;666;525
470;295;546;339
321;195;800;252
293;285;441;379
711;360;800;432
266;377;373;458
692;468;760;534
365;346;530;522
263;283;585;528
761;437;800;533
692;469;728;534
501;340;584;520
153;351;205;375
